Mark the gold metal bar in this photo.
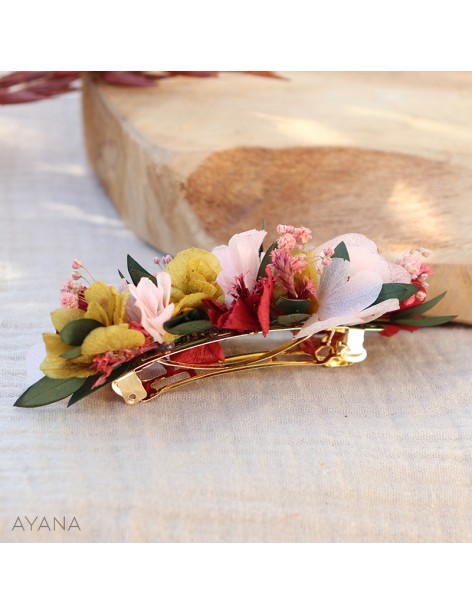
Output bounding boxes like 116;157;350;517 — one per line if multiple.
112;326;371;405
157;334;310;371
149;357;323;399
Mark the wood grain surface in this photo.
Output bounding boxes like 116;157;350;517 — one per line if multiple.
82;72;472;323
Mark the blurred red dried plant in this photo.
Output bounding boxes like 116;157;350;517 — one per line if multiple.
0;71;281;105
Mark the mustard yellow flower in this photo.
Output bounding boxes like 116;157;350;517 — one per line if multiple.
40;333;96;380
41;281;145;380
165;248;224;315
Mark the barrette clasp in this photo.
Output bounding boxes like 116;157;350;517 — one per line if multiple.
111;326;375;406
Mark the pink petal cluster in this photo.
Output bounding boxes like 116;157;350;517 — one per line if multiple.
60;292;79;308
212;229;267;307
276;224;312;248
60;278;86;309
271;225;316;299
126;273;174;343
396;251;432;284
298;234;412;338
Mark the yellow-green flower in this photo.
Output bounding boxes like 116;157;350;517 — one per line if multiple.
165;248;224;315
40;281;145;380
40;333;96;379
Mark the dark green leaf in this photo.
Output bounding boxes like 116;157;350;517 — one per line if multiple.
167;320;214;335
127;254;156;286
332;241;350;261
68;362;131;407
391;315;456;327
275;297;312;314
60;318;103;346
60;347;82;359
164;309;213;335
370;283;418;307
163;309;209;332
14;376;86;408
257;241;277;279
277;313;310;325
390;291;447;320
118;269;126;280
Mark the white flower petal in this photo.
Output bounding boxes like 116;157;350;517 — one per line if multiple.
354;298;400;322
317;233;411;284
297;254;389;339
213;229;266;306
126;273;174;342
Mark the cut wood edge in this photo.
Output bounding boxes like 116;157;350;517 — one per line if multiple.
82;77;215;254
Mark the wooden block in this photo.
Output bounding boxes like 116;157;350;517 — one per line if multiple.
82;72;472;324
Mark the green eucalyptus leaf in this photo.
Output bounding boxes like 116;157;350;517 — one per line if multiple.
277;313;310;325
257;241;277;279
163;309;209;333
392;315;456;327
167;320;214;335
14;376;86;408
60;318;103;346
370;283;418;307
60;347;82;359
127;254;157;286
390;291;447;319
68;362;131;407
332;241;350;261
275;297;312;314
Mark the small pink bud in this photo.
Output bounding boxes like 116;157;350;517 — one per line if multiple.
72;259;82;270
416;291;426;302
278;233;297;251
322;257;332;267
153;256;161;265
293;226;312;244
323;247;334;257
60;292;79;308
72;270;81;280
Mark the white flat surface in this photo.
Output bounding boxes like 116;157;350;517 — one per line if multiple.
1;93;471;542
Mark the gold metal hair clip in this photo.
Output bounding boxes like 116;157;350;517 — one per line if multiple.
111;326;377;406
15;224;454;409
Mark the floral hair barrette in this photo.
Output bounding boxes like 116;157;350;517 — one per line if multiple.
15;225;455;408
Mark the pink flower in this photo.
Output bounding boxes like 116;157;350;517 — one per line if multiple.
126;273;174;343
297;234;409;338
316;233;411;284
277;233;297;251
60;292;79;308
276;225;312;251
212;229;267;307
297;258;400;338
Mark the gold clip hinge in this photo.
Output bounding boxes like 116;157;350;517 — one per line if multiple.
111;371;148;406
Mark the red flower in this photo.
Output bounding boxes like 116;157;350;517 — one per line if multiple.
172;342;225;366
204;270;274;336
380;280;425;337
380;324;419;337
